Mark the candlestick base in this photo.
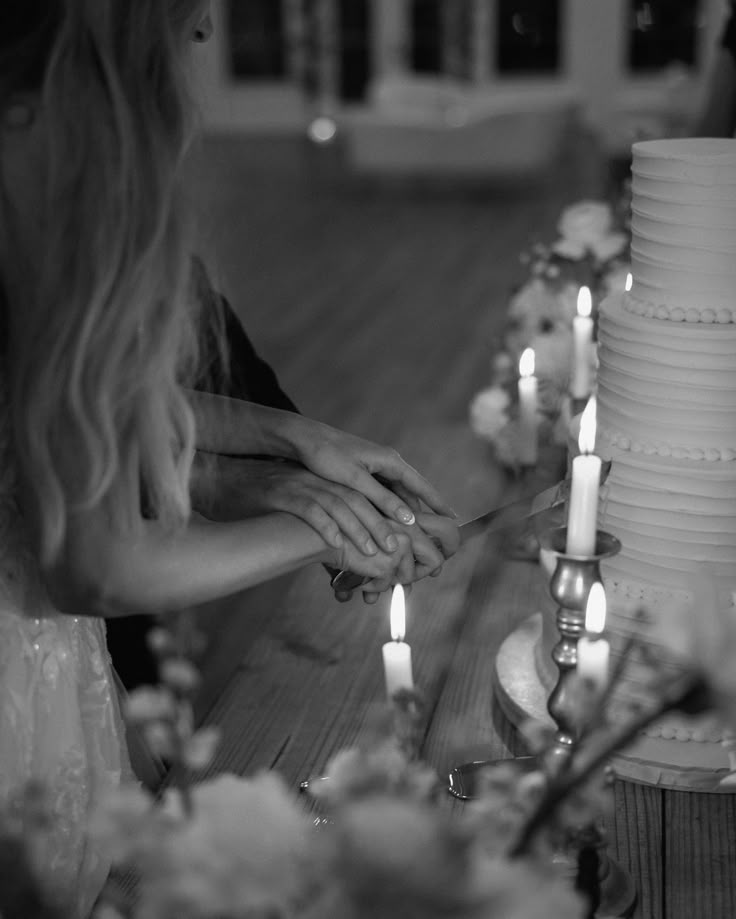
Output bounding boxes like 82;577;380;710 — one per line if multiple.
538;527;621;763
569;394;590;418
493;611;732;789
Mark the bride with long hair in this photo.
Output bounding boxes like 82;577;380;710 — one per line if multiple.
0;2;459;914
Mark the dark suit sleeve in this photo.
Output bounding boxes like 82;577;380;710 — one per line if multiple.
197;296;299;413
192;256;299;413
108;263;300;692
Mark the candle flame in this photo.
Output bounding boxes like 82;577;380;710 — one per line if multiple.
578;395;597;455
625;272;633;292
519;347;535;378
584;582;606;634
390;584;406;641
576;286;592;319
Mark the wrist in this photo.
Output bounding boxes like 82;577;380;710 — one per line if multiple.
278;412;327;465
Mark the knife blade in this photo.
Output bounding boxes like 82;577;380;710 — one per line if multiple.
458;479;564;544
329;460;611;593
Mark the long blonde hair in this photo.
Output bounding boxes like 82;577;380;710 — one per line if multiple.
0;0;212;564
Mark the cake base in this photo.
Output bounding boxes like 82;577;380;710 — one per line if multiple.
493;613;733;792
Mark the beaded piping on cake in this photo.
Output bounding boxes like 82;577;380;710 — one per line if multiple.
599;428;736;462
641;717;723;743
623;296;735;324
603;576;733;743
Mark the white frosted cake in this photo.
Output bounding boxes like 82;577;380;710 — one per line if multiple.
594;138;736;768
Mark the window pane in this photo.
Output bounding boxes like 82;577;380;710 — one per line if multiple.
496;0;561;74
229;0;286;79
628;0;700;72
411;0;443;73
339;0;371;101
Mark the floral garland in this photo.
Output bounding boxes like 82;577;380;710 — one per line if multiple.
3;572;736;919
469;199;631;472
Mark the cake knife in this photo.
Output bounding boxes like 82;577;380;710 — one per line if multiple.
328;460;611;593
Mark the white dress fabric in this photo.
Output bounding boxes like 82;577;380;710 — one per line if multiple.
0;372;131;918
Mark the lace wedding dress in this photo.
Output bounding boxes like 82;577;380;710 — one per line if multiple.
0;373;131;918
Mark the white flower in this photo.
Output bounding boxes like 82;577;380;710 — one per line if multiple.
160;657;201;693
181;726;221;771
139;773;309;919
507;281;578;354
469;387;511;442
316;742;438;809
491;350;515;386
553;200;627;263
558;200;612;243
143;721;175;759
124;686;176;723
492;421;524;470
88;783;155;863
529;330;573;390
472;856;585;919
328;797;469;914
590;231;628;262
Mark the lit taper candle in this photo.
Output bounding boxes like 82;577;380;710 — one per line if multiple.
518;347;538;466
577;581;610;691
566;395;602;555
571;286;594;400
382;585;413;699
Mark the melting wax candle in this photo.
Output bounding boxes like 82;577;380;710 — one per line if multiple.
382;585;413;699
566;396;602;555
577;581;610;691
518;347;538;466
571;286;594;400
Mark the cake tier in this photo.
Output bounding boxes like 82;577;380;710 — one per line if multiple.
594;443;736;596
597;293;736;458
569;138;736;757
629;138;736;314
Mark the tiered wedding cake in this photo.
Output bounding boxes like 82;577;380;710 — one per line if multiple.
593;138;736;782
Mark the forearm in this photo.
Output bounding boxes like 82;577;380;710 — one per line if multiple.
187;389;306;458
48;512;329;618
189;451;268;521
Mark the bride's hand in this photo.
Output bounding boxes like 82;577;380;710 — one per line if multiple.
193;455;407;557
350;510;460;603
290;420;457;527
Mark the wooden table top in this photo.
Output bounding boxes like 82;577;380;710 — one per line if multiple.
191;421;736;919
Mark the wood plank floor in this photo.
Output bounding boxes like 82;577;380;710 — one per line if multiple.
185;129;606;444
169;131;736;919
183;127;607;714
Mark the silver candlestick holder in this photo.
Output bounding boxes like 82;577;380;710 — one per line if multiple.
538;525;621;769
538;524;636;918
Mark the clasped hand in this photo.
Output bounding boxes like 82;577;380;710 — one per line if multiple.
193;449;459;603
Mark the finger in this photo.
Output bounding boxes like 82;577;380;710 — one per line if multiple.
413;511;461;559
361;575;393;594
336;544;397;583
393;537;417;584
397;522;444;574
383;479;422;515
281;492;346;550
369;451;458;518
334;590;354;603
362;591;381;604
322;486;399;556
